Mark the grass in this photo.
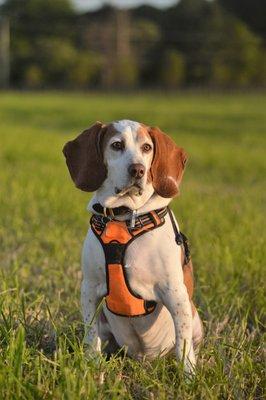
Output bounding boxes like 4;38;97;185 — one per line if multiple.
0;91;265;399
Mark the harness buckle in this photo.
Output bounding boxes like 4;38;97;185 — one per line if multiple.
130;210;137;229
175;232;183;246
100;214;110;224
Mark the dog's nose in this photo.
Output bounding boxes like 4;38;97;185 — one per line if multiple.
128;163;145;179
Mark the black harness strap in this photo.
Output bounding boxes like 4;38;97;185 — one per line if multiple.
167;207;191;266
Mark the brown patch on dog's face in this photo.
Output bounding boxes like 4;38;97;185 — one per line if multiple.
136;124;152;142
100;124;120;157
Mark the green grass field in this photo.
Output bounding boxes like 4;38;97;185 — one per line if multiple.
0;91;265;399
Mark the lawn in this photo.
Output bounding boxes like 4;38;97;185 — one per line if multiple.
0;91;265;399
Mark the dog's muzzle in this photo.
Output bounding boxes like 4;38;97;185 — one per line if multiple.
128;163;145;180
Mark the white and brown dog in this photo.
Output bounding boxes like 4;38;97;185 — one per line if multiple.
63;120;203;373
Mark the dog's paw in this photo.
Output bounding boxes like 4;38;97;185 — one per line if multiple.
83;334;101;351
184;359;196;378
84;345;102;365
184;347;196;378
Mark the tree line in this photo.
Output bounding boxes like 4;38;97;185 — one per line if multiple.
1;0;265;89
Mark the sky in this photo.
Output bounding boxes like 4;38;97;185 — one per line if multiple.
0;0;178;11
73;0;178;12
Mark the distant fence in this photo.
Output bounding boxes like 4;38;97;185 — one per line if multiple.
0;4;266;90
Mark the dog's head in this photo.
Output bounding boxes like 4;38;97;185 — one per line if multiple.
63;120;187;203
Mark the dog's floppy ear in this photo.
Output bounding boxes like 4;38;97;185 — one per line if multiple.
63;121;107;192
149;126;187;198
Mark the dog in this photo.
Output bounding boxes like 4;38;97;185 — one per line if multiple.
63;120;203;373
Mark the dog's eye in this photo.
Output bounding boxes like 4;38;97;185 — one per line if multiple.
111;141;123;151
142;143;152;153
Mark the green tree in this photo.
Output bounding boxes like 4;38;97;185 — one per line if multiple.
0;0;76;86
68;52;103;88
161;50;185;88
218;0;266;37
160;0;264;87
109;56;139;89
132;18;161;86
211;18;263;87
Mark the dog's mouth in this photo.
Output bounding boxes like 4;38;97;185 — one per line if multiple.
115;183;143;197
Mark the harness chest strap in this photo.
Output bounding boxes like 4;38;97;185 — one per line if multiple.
90;207;192;317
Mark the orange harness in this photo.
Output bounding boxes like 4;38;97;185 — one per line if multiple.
90;206;191;317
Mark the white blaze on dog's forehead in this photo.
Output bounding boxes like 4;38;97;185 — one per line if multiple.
113;120;140;135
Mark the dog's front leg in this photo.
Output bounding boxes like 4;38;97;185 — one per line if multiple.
81;279;102;353
159;281;195;373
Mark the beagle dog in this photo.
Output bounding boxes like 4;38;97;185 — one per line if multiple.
63;120;203;373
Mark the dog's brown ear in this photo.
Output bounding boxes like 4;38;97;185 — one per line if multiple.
63;121;107;192
149;126;187;198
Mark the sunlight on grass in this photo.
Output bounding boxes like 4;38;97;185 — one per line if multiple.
0;92;265;399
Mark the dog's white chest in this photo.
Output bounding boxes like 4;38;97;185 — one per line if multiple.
83;216;182;358
103;303;176;359
122;219;181;301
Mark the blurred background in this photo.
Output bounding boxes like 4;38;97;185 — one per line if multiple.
0;2;265;397
0;0;265;90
